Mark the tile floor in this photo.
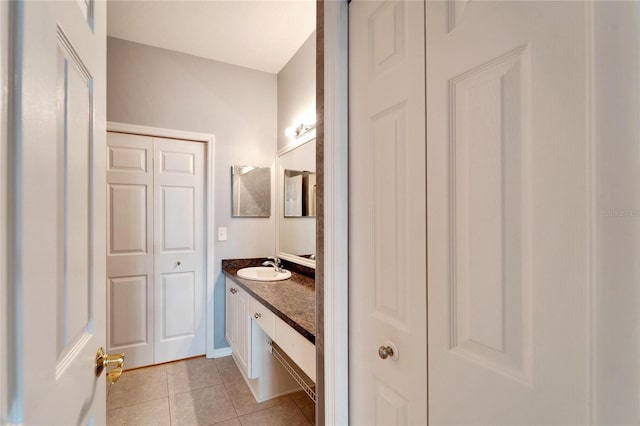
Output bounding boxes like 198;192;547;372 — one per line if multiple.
106;356;315;426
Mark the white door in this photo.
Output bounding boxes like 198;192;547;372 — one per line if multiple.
427;1;593;424
106;133;154;369
6;0;107;424
349;0;427;424
154;138;206;363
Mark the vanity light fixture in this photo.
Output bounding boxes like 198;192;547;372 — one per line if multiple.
294;122;315;137
285;121;316;139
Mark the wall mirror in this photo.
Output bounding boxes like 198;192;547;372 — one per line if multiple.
231;165;271;217
276;134;316;268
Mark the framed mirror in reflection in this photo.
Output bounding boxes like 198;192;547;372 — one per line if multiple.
231;165;271;217
276;135;316;268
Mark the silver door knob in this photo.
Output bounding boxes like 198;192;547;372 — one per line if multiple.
254;312;262;319
378;345;394;359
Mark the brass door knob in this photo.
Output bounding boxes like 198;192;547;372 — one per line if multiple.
378;345;394;359
95;347;125;384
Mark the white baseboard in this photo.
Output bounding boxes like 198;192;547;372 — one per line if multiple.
211;347;232;358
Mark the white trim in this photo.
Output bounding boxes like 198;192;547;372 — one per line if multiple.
277;252;315;270
277;129;317;157
588;5;640;423
323;1;350;424
585;2;595;423
275;129;317;269
107;122;214;144
1;0;8;422
212;346;232;358
205;130;216;358
106;121;217;359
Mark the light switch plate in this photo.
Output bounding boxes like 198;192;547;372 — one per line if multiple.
218;227;227;241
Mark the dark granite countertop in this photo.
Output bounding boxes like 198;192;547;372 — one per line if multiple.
222;258;315;344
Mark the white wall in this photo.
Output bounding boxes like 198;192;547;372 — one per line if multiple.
277;31;316;150
106;37;277;349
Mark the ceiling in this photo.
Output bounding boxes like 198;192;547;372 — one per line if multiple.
107;0;316;74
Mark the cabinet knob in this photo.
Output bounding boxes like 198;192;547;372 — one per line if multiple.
176;260;182;266
254;312;262;319
230;288;237;294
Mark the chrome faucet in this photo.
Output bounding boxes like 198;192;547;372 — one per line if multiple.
262;256;283;272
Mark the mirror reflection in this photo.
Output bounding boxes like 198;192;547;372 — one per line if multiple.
231;165;271;217
284;169;316;217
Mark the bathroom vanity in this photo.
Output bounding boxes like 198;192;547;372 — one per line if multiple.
221;132;317;404
222;259;315;403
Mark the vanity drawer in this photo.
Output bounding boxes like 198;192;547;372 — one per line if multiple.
274;316;316;382
249;296;275;339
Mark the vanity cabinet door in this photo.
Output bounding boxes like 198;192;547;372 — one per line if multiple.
225;277;251;376
225;278;237;351
236;288;250;373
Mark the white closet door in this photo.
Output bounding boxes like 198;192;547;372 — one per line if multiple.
107;132;154;369
154;137;206;363
349;0;428;424
427;1;593;424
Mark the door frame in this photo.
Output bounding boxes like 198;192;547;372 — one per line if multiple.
106;121;217;359
1;0;9;422
321;0;349;424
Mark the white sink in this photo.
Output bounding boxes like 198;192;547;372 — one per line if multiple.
237;267;291;282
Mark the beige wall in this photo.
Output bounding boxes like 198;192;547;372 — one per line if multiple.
107;37;277;349
277;31;316;150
